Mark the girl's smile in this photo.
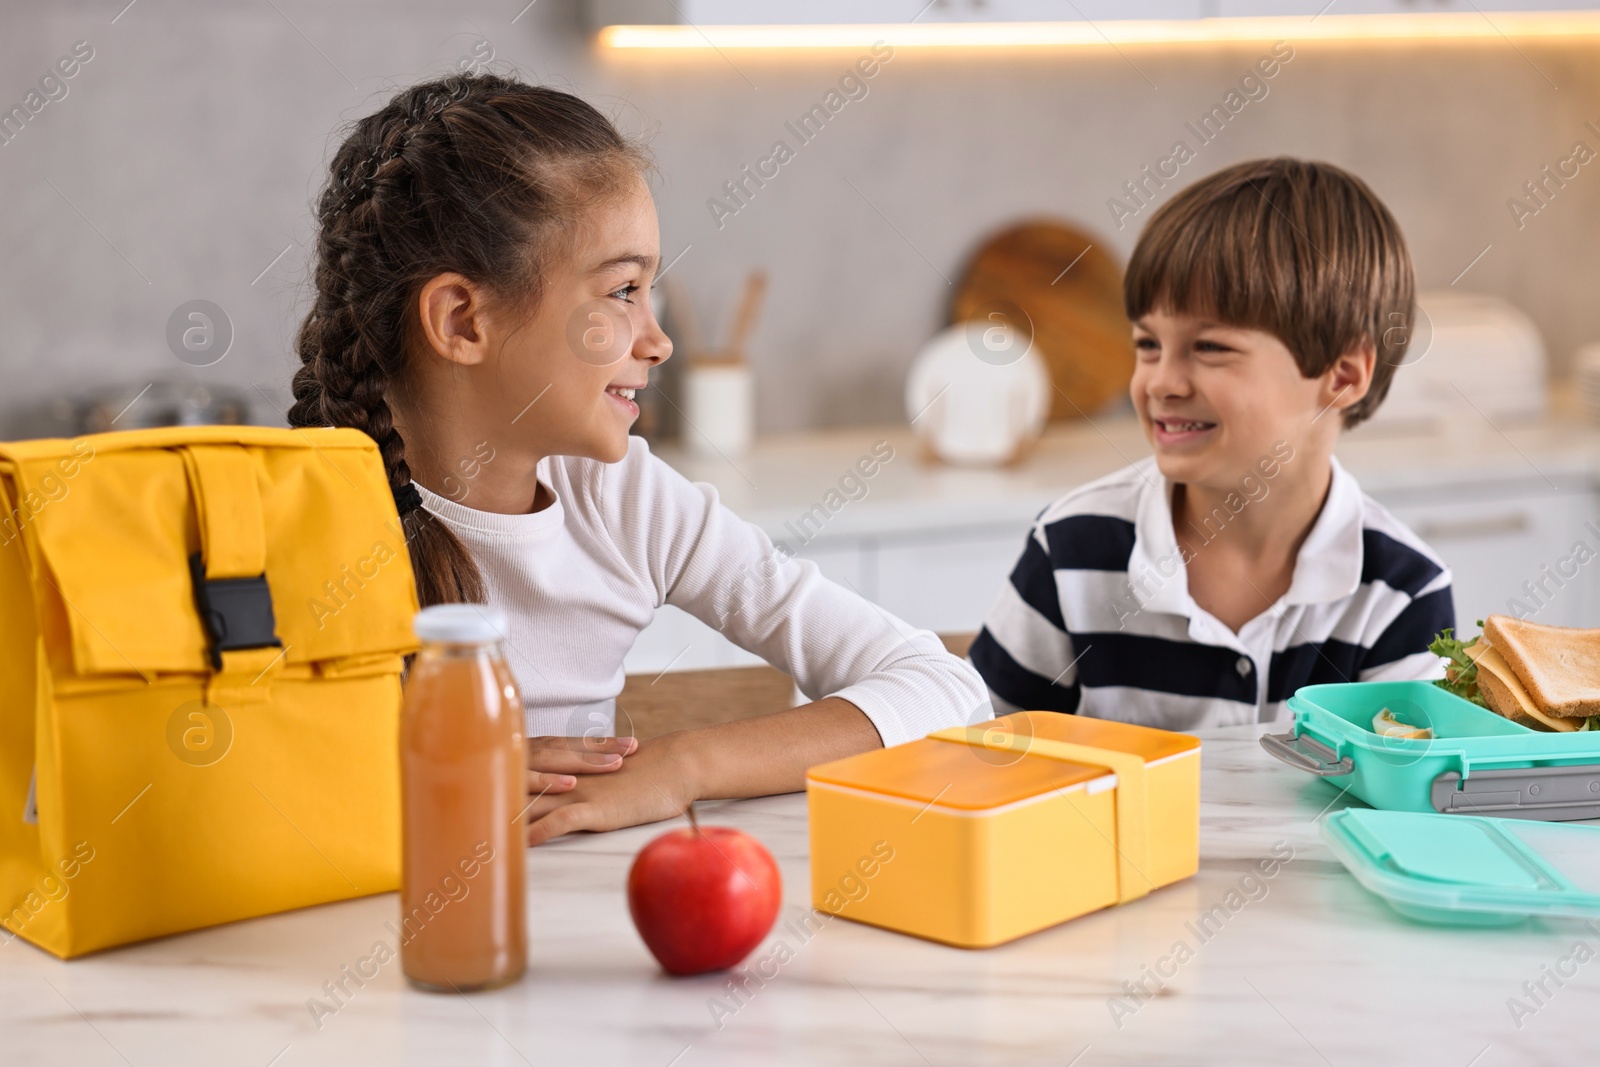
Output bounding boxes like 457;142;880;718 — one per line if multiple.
604;382;643;419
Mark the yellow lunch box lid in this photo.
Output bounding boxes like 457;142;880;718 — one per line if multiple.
806;733;1111;810
806;711;1200;811
1011;711;1201;765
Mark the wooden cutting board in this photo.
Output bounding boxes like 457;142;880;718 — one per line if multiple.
951;220;1132;421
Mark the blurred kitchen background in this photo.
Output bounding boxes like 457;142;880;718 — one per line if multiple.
5;0;1600;673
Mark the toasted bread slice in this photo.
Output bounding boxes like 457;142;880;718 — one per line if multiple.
1482;615;1600;719
1466;640;1577;732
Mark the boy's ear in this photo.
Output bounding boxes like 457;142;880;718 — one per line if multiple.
1323;337;1376;415
416;272;492;367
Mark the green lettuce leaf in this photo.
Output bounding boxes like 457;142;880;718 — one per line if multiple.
1430;625;1487;709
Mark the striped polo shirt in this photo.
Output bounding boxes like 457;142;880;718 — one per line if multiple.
970;455;1454;730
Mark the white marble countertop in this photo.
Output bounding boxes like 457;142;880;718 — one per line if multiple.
4;724;1595;1065
654;397;1600;544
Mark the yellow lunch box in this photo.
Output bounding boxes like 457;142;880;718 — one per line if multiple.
806;711;1201;948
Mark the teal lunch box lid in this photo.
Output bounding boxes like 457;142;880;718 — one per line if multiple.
1322;808;1600;925
1261;681;1600;821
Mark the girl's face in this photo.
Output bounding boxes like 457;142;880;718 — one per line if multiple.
482;178;673;464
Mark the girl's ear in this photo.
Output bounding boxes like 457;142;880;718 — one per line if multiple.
417;273;492;367
1324;337;1375;413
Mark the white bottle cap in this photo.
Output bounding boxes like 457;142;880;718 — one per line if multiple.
413;604;509;644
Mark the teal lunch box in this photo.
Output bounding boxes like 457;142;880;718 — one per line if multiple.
1260;681;1600;821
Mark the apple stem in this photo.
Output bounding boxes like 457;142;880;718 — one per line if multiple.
686;803;700;836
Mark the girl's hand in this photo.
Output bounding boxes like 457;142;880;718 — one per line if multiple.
524;735;697;846
523;698;877;845
525;734;637;799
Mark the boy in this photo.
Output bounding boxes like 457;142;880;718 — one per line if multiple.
971;157;1453;729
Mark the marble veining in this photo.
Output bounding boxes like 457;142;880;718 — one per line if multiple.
2;724;1596;1065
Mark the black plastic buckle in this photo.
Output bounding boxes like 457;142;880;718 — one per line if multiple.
189;552;282;671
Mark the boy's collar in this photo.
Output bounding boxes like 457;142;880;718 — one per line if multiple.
1125;454;1364;617
1284;455;1366;605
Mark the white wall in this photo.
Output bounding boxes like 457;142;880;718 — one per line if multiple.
2;0;1598;435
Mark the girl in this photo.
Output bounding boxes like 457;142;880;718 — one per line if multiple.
288;74;985;845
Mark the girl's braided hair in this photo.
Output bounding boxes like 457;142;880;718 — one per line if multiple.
289;73;647;606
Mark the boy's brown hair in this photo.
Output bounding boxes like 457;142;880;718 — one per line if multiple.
1123;157;1414;429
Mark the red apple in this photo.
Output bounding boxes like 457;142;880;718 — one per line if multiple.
627;814;781;976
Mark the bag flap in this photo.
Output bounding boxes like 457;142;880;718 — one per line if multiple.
1;426;419;678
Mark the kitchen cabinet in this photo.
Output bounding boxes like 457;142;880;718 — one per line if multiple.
870;526;1023;634
1376;481;1599;630
624;414;1600;674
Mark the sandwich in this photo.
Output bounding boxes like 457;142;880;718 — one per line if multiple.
1432;615;1600;732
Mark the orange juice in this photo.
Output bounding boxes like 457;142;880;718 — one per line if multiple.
399;605;527;991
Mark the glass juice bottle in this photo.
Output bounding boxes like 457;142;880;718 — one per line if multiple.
400;604;527;991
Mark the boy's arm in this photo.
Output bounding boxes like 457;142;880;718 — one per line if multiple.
1356;578;1455;683
969;527;1083;714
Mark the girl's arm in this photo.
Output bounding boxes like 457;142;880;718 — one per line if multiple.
596;439;988;749
524;696;877;844
523;438;986;843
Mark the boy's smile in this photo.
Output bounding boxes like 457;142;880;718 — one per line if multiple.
1148;414;1218;448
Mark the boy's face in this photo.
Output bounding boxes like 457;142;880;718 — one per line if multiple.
1130;308;1356;488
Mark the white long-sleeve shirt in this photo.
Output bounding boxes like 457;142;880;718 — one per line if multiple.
413;437;986;747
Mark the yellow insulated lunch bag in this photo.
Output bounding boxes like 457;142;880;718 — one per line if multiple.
0;425;420;958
